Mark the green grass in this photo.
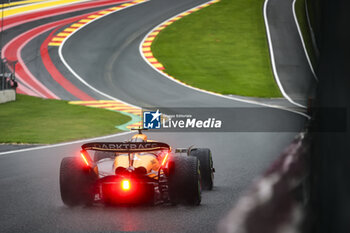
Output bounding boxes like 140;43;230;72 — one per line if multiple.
152;0;281;98
0;95;131;144
295;0;317;70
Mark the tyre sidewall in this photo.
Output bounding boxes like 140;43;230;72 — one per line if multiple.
168;155;201;205
190;148;214;190
60;157;97;206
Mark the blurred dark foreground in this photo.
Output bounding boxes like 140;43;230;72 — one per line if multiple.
308;0;350;232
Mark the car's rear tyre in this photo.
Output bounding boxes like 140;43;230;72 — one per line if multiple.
94;151;115;162
168;155;201;205
190;148;214;190
60;157;97;207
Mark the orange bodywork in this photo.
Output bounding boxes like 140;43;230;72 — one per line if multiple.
113;153;160;173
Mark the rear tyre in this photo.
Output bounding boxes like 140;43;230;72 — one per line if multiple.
168;156;201;205
190;148;214;190
60;157;97;206
94;151;115;162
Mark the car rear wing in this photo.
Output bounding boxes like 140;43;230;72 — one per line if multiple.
81;142;170;153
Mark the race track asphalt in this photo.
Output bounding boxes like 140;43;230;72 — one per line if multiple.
0;0;310;232
266;0;317;106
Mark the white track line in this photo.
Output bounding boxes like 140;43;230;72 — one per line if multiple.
0;131;134;156
139;0;310;118
263;0;307;109
292;0;317;80
58;0;150;109
304;0;319;58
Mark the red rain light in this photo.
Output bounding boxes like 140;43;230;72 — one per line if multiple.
121;179;131;191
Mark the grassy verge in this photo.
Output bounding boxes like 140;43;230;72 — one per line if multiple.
295;0;317;70
0;95;131;144
152;0;281;98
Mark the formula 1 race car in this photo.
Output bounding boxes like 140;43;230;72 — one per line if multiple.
59;129;214;206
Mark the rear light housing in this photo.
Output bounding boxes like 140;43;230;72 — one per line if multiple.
80;150;92;168
101;177;154;204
